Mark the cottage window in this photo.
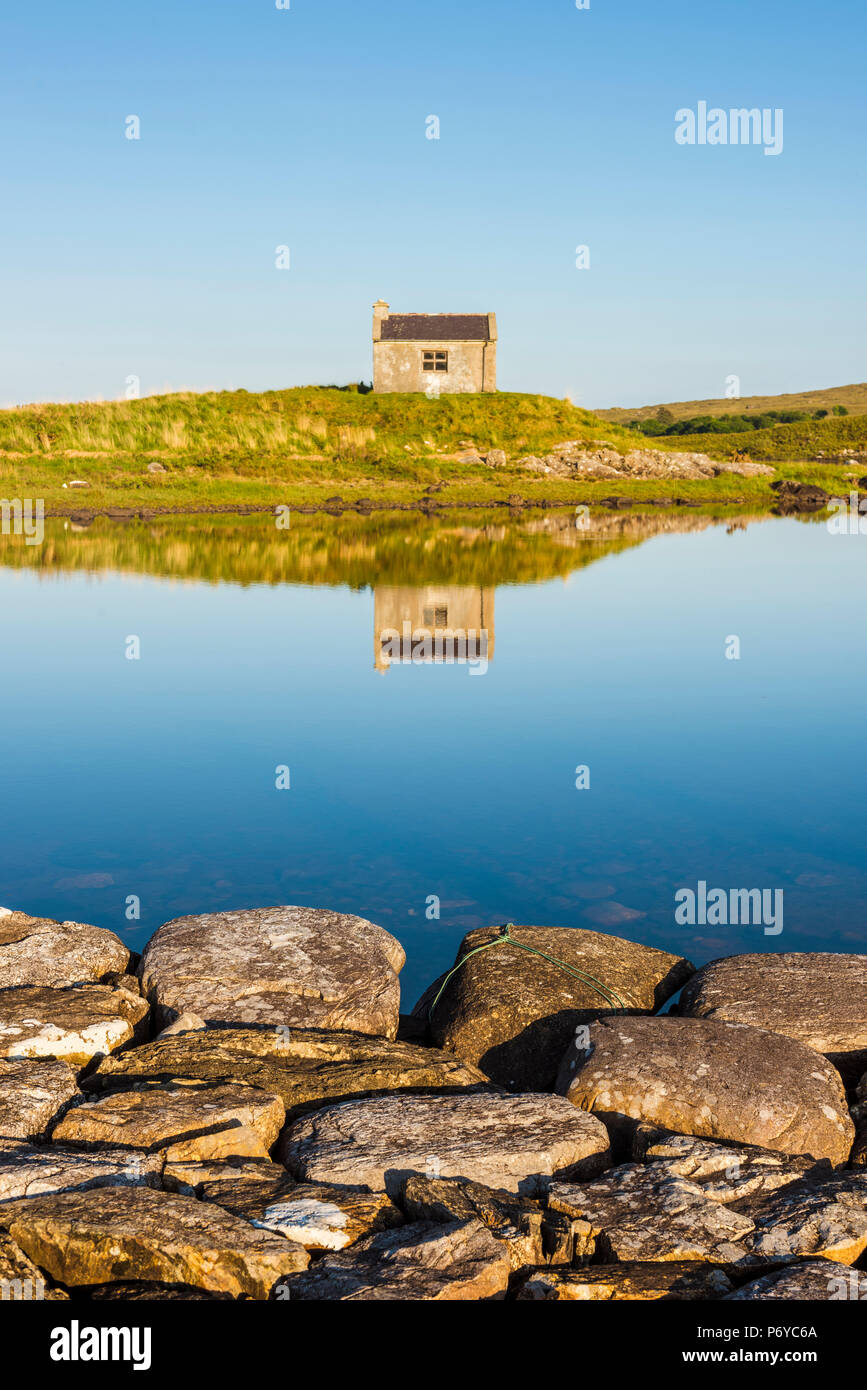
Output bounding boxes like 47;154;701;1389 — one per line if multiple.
422;350;449;372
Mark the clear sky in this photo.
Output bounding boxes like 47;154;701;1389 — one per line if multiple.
1;0;864;408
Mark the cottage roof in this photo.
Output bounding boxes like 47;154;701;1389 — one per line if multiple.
379;313;492;342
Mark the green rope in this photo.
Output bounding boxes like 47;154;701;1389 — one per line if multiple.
427;922;627;1022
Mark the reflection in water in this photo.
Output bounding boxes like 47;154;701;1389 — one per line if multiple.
374;586;494;671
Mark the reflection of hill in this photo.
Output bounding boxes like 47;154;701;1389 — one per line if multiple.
0;509;754;590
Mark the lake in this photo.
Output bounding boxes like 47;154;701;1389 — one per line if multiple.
1;507;864;1006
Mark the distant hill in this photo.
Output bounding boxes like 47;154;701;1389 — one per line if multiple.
597;383;867;424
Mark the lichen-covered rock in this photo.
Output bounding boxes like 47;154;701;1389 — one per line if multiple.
0;1058;79;1141
52;1081;285;1154
0;1229;69;1300
0;909;129;989
84;1025;492;1121
401;1174;575;1271
737;1172;867;1265
414;924;693;1090
244;1184;402;1251
275;1219;510;1300
726;1260;867;1301
679;953;867;1084
282;1091;610;1198
0;983;149;1067
163;1154;282;1196
557;1015;854;1164
516;1262;734;1300
1;1187;309;1298
548;1165;754;1264
137;906;405;1038
633;1126;832;1201
0;1143;162;1202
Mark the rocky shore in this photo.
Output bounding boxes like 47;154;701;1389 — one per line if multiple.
0;904;865;1302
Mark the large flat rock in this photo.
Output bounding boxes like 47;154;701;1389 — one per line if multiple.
0;1058;79;1141
401;1174;576;1272
52;1081;286;1154
274;1219;510;1300
245;1183;402;1252
680;952;867;1084
633;1127;832;1201
548;1165;754;1264
726;1260;867;1301
281;1091;611;1198
736;1172;867;1265
1;1187;309;1299
0;909;129;989
83;1025;491;1120
0;983;149;1067
516;1262;734;1300
137;906;405;1038
557;1015;854;1164
414;924;693;1090
0;1143;163;1202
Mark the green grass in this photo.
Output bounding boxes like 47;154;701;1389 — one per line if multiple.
1;386;863;514
597;381;867;423
651;413;867;463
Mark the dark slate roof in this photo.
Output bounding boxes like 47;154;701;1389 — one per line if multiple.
380;314;491;342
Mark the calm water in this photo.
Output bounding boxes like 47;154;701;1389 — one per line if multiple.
1;508;864;1005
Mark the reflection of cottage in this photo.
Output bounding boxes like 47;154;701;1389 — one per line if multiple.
372;302;497;394
374;586;495;671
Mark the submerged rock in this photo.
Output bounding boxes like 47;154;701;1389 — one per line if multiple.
679;952;867;1085
0;909;130;989
52;1081;285;1154
282;1091;611;1198
2;1187;309;1298
516;1262;734;1300
0;1058;80;1141
548;1165;754;1264
137;906;405;1038
414;924;693;1091
557;1015;854;1164
0;983;149;1068
275;1219;510;1301
84;1025;491;1121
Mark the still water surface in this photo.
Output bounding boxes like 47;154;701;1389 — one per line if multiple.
1;508;864;1004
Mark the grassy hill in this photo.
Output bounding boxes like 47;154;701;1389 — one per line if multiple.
643;412;867;463
597;382;867;424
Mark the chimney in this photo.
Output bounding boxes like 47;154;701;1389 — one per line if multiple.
372;299;389;341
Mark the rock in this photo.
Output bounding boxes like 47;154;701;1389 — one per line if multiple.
0;1058;79;1141
484;449;507;468
516;1262;734;1300
415;924;693;1091
557;1015;854;1164
90;1282;232;1300
52;1081;285;1154
282;1091;610;1198
0;983;149;1067
679;952;867;1085
84;1025;491;1121
213;1179;402;1251
737;1171;867;1265
0;1144;162;1202
137;906;404;1037
726;1259;867;1301
548;1165;754;1264
156;1012;205;1038
769;479;830;512
0;1229;69;1300
275;1219;510;1301
455;450;484;465
163;1155;283;1196
146;461;167;473
401;1174;576;1271
2;1187;309;1298
633;1126;833;1201
0;910;129;988
850;1101;867;1167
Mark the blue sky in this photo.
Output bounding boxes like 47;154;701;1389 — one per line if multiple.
1;0;864;407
